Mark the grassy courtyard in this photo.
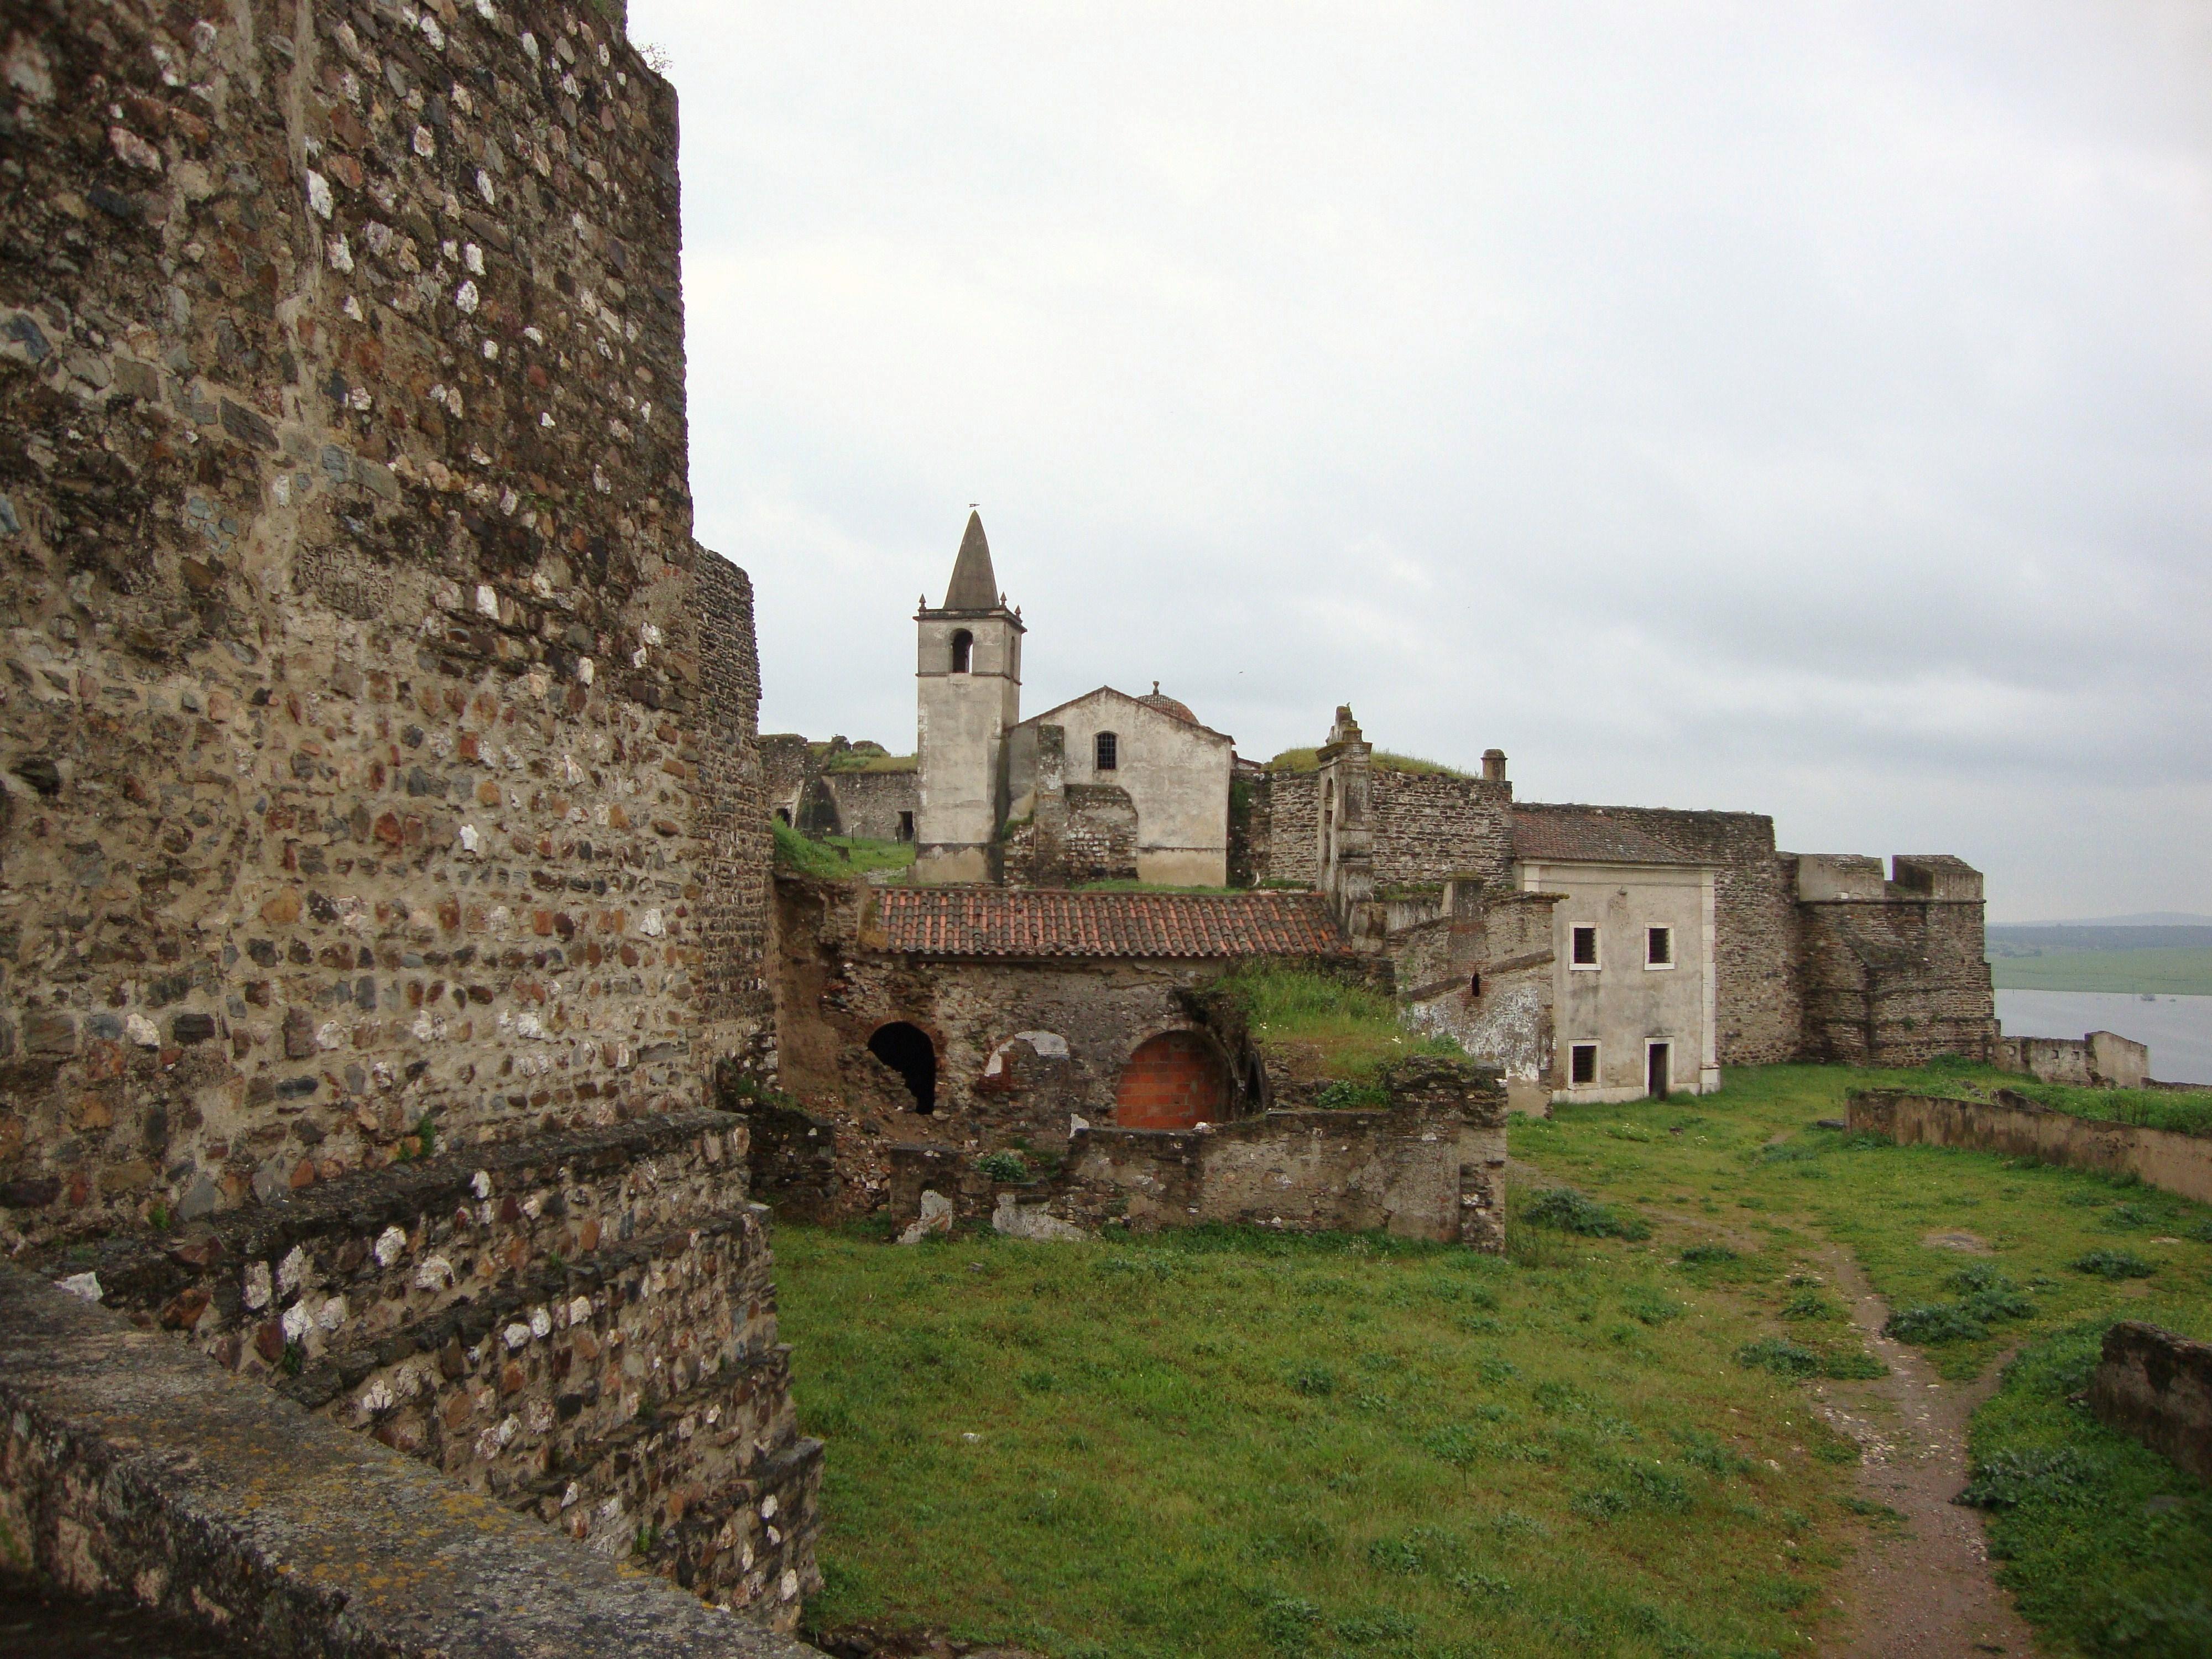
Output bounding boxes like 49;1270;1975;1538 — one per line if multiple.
773;823;917;879
770;1064;2212;1658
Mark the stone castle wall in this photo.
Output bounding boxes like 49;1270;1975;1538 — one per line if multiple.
0;0;761;1230
822;766;915;841
1794;884;1995;1067
0;0;810;1629
760;735;916;843
1247;770;1317;886
0;1261;822;1659
1244;770;1514;893
1240;764;1995;1070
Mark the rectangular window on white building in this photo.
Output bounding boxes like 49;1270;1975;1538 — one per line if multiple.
1569;1042;1599;1085
1646;926;1673;967
1570;925;1599;968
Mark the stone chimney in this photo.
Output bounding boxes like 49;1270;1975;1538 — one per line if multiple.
1482;748;1507;782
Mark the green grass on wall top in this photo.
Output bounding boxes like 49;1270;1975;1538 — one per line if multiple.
1854;1053;2212;1139
771;823;916;880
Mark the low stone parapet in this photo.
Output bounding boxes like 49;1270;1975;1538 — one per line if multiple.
22;1111;821;1625
1846;1089;2212;1206
889;1055;1508;1250
0;1265;823;1657
2088;1321;2212;1485
1996;1030;2151;1088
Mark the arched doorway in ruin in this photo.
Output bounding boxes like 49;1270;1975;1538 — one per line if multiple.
868;1021;938;1113
1113;1030;1231;1130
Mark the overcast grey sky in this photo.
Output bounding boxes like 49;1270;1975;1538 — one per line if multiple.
629;2;2211;922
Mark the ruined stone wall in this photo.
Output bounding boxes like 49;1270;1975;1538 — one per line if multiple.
0;1264;823;1658
1241;770;1515;894
0;0;770;1225
1248;769;1317;887
695;553;774;1066
758;736;915;843
822;767;914;842
1060;783;1138;881
1368;773;1515;889
0;0;807;1625
1400;890;1557;1091
1849;1088;2212;1207
886;1056;1510;1250
761;734;810;824
2089;1321;2212;1486
35;1109;822;1619
765;872;1261;1213
1996;1030;2151;1089
1794;894;1995;1067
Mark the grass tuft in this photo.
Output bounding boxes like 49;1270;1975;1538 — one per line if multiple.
1524;1187;1651;1241
2068;1249;2157;1281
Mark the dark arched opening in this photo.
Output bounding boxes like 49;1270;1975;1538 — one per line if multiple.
1114;1030;1231;1130
950;630;973;674
868;1021;937;1113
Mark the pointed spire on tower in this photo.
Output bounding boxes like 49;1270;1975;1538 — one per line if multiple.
942;510;999;611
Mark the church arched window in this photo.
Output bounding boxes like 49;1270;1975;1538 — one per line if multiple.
1095;732;1118;771
950;630;973;674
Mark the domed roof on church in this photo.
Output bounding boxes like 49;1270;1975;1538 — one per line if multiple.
1138;682;1198;724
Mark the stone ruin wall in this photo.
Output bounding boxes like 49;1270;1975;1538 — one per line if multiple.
1399;890;1558;1090
34;1109;822;1613
760;734;916;843
760;732;809;823
1366;772;1516;889
1002;780;1138;887
885;1055;1510;1252
765;872;1248;1215
1243;770;1515;894
0;0;812;1627
1791;857;1995;1068
0;0;763;1238
1245;768;1317;887
821;765;914;842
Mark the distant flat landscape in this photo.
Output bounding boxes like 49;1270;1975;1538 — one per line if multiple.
1989;948;2212;995
1985;921;2212;994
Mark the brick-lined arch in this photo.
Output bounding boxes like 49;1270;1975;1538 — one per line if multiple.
1114;1031;1230;1130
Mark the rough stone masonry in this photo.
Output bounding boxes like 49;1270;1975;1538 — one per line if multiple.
0;0;813;1629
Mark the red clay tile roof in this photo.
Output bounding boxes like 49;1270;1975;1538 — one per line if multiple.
1511;805;1702;866
874;888;1348;959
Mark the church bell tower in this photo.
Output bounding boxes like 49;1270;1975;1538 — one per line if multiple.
914;511;1024;883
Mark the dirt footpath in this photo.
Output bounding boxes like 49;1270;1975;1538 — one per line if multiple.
1811;1249;2036;1658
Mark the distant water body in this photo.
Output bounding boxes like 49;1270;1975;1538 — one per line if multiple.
1995;990;2212;1086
